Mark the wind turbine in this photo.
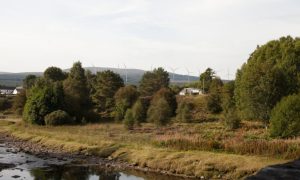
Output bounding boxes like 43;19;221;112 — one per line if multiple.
169;67;179;83
123;64;128;84
185;68;193;84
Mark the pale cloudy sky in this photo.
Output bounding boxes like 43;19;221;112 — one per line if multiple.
0;0;299;79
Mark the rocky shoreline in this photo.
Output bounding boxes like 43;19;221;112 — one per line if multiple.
0;133;195;179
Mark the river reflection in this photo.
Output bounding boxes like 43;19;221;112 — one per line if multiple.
1;165;184;180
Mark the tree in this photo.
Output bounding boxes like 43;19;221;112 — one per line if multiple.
63;62;92;122
147;98;172;126
132;98;149;125
224;108;240;130
199;68;215;93
114;85;139;121
235;36;300;123
176;99;194;123
270;94;300;138
23;75;37;89
222;81;235;113
206;78;223;114
139;68;170;96
44;66;67;82
23;81;65;125
151;88;177;116
124;109;135;130
93;70;124;113
12;89;27;115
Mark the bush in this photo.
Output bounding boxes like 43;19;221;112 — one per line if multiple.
152;88;177;115
23;82;64;125
147;98;172;126
132;99;145;126
13;90;27;115
206;93;222;114
224;108;240;130
0;97;11;111
270;94;300;138
45;110;71;126
176;99;194;123
114;101;127;121
124;109;134;130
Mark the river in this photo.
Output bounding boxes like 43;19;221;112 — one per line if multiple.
0;143;186;180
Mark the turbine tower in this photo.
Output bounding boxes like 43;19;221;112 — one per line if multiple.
169;67;179;83
123;64;128;84
185;68;193;83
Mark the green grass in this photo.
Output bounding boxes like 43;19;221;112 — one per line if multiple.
0;119;291;179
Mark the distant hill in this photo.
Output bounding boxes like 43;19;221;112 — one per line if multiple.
0;67;198;87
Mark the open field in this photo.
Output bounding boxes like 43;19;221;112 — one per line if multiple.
0;119;293;179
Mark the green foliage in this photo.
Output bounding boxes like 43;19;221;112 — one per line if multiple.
12;90;27;115
124;109;135;130
147;98;172;126
132;99;146;125
44;110;72;126
206;94;222;114
222;81;235;112
152;88;177;115
270;94;300;138
23;75;37;89
93;70;124;113
85;70;96;95
114;85;138;121
23;81;65;125
114;101;127;121
224;108;240;130
235;36;300;123
0;97;11;111
44;66;67;82
176;99;194;123
199;68;215;93
206;78;223;114
139;67;169;96
63;62;92;122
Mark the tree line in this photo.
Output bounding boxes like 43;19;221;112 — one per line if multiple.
12;36;300;138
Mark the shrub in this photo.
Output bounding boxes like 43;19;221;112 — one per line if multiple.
224;108;240;130
23;82;64;125
45;110;71;126
152;88;177;115
147;98;172;126
12;90;27;115
114;101;127;121
176;99;194;123
0;97;10;111
270;94;300;138
206;93;222;114
132;99;145;125
124;109;134;130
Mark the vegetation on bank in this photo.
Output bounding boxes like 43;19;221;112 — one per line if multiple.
0;120;287;179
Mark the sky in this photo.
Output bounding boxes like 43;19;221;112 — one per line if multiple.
0;0;299;79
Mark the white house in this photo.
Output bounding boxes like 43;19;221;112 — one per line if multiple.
13;87;24;95
0;86;23;95
179;88;203;96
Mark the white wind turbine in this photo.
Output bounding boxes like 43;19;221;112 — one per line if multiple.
169;67;179;83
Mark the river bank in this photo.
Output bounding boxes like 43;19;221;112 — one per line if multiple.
0;120;288;179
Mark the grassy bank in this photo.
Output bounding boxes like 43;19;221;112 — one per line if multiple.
0;120;290;179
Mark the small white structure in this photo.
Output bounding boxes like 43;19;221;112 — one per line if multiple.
179;88;203;96
13;87;24;95
0;88;14;95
